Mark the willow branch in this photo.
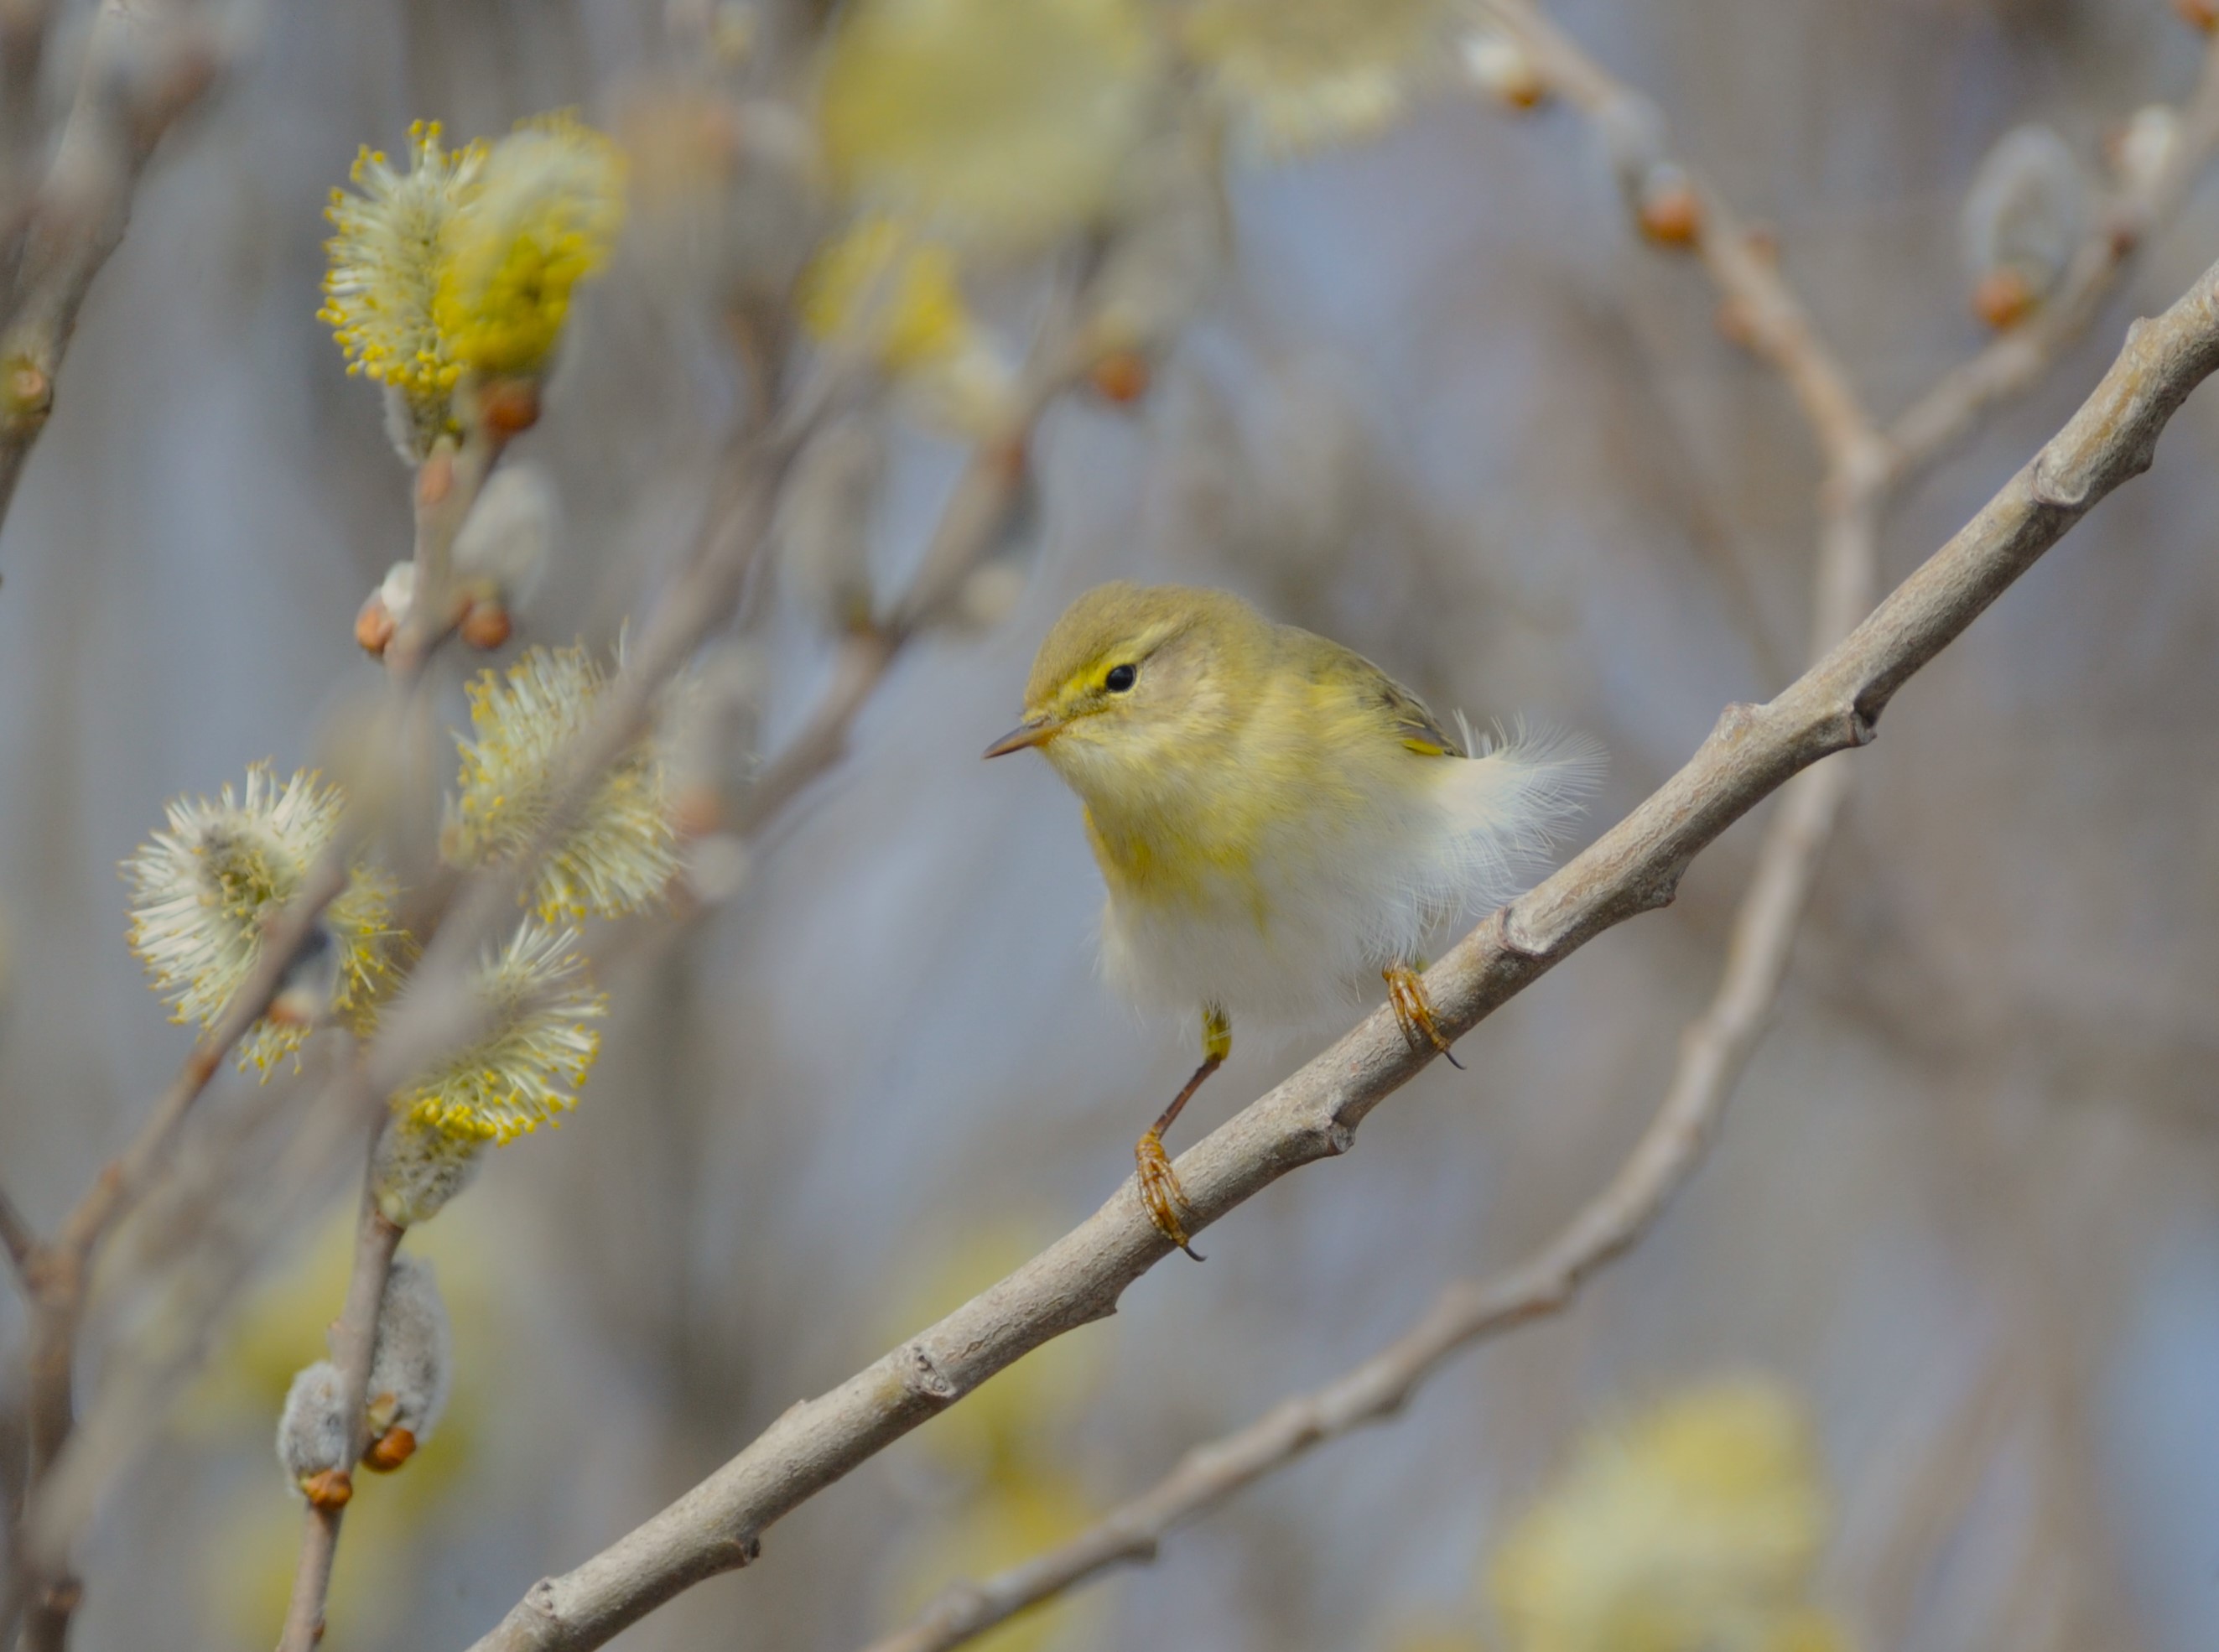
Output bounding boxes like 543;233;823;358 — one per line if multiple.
8;849;346;1652
733;434;1030;836
0;0;226;534
457;244;2219;1652
1887;33;2219;480
274;1169;404;1652
1483;0;1876;475
858;29;1905;1637
858;709;1867;1652
735;278;1090;839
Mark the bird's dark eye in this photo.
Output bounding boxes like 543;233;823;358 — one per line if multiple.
1104;663;1137;693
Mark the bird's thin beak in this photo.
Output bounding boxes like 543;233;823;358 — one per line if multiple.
983;715;1060;759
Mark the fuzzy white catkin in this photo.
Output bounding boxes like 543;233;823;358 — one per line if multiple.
452;463;555;608
277;1360;350;1485
371;1118;486;1227
366;1254;454;1440
1960;123;2090;295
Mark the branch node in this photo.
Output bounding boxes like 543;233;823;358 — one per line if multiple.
1496;904;1548;961
1707;701;1762;746
1846;705;1879;747
723;1530;764;1569
1634;865;1685;914
900;1343;960;1405
2029;449;2093;509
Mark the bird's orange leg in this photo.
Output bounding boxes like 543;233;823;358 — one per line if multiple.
1135;1006;1230;1260
1384;962;1463;1069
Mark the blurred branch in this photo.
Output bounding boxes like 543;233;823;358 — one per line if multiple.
0;1183;30;1284
0;0;56;226
1481;0;1875;475
0;0;230;535
1484;0;2219;488
734;271;1093;839
1887;34;2219;480
15;355;816;1613
275;1175;404;1652
8;851;346;1652
458;248;2219;1652
734;434;1031;836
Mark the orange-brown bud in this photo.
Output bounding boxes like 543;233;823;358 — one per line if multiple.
302;1468;354;1511
459;599;512;650
1089;350;1152;406
2175;0;2217;32
362;1426;418;1473
1636;169;1702;247
355;593;397;657
480;379;543;436
1972;267;2037;331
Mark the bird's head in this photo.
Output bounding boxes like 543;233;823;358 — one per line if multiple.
984;582;1263;797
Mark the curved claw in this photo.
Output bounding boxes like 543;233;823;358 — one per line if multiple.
1384;964;1463;1068
1135;1130;1203;1261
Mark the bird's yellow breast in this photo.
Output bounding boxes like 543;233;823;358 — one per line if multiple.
1064;657;1437;928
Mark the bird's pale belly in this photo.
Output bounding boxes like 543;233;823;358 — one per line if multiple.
1095;831;1436;1021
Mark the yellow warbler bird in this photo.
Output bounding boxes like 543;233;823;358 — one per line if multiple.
985;583;1596;1257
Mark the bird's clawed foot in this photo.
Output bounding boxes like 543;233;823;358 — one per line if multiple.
1135;1129;1203;1260
1384;963;1463;1068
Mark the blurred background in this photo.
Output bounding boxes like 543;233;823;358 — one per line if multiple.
3;1;2218;1649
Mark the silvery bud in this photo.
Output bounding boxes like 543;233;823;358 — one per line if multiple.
371;1117;486;1227
1961;124;2089;328
277;1360;350;1491
453;463;556;612
362;1253;454;1469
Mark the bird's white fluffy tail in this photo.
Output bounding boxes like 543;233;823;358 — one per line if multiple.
1433;714;1605;918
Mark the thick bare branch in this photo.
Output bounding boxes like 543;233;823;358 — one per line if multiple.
458;248;2219;1652
859;726;1866;1652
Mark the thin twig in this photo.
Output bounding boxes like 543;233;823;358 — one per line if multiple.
1483;0;1873;473
735;270;1091;839
457;247;2219;1652
275;1158;405;1652
734;436;1030;837
13;357;813;1610
11;850;346;1652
